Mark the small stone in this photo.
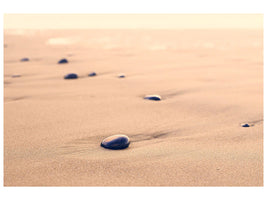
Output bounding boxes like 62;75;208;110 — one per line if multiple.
11;75;21;78
144;95;162;101
20;58;29;62
88;72;97;77
241;123;250;127
101;135;130;150
64;73;78;79
118;74;125;78
58;58;68;64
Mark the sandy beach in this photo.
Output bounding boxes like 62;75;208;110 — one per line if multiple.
4;28;263;186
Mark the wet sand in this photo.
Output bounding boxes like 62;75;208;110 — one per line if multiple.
4;29;263;186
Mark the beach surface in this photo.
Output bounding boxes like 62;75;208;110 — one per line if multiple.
4;29;263;186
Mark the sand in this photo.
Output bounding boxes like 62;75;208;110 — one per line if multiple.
4;29;263;186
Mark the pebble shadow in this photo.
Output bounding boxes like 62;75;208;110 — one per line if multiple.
57;129;179;156
240;119;263;127
139;89;197;100
4;96;29;103
130;131;171;142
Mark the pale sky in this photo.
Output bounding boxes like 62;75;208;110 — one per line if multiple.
4;14;263;29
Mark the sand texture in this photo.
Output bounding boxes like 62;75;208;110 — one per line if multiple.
4;29;263;186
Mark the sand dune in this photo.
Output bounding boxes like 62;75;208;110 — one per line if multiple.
4;29;263;186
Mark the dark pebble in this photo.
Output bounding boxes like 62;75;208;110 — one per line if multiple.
64;73;78;79
101;135;130;150
241;123;250;127
20;58;29;62
118;74;125;78
88;72;97;77
58;58;68;64
144;95;162;101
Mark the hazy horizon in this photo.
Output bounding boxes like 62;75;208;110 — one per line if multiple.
4;14;263;30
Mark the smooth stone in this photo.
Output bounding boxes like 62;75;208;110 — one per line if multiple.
58;58;68;64
88;72;97;77
101;135;130;150
144;95;162;101
11;74;21;78
64;73;78;79
118;74;125;78
20;58;29;62
241;123;250;127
